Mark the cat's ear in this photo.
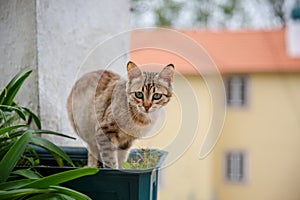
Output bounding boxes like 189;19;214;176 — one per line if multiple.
127;61;142;81
158;64;175;84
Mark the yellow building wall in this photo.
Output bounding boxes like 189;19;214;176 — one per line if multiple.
136;72;300;200
212;73;300;200
135;74;217;200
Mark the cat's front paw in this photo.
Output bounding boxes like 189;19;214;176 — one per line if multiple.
83;164;98;168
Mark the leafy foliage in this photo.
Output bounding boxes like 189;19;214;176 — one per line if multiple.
153;0;183;27
130;0;286;29
0;68;99;199
122;149;162;169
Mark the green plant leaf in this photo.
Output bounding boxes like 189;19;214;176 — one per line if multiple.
21;107;41;129
0;131;24;142
0;141;14;159
3;129;65;142
0;67;29;105
0;112;19;129
1;70;32;106
12;169;42;179
10;106;27;121
0;188;52;200
0;105;26;121
0;88;8;105
26;193;74;200
32;130;76;140
51;153;65;167
0;179;33;190
0;131;32;183
0;124;27;135
122;162;133;169
22;168;98;189
29;135;75;166
0;132;9;140
0;109;7;128
50;185;92;200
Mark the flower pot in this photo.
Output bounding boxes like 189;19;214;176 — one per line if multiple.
20;147;167;200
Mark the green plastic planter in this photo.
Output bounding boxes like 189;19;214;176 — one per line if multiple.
24;147;167;200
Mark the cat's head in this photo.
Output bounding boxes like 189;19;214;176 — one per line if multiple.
126;61;175;114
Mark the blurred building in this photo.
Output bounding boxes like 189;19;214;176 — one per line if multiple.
131;28;300;200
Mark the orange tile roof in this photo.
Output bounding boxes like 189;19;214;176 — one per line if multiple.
130;28;300;74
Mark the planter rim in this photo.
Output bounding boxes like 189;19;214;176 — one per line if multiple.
24;146;168;172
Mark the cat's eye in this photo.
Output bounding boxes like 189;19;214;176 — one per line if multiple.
135;91;144;99
152;93;162;100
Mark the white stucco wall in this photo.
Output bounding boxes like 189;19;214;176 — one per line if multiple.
37;0;130;146
284;0;300;57
0;0;130;146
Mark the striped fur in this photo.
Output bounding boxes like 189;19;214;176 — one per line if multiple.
67;61;174;168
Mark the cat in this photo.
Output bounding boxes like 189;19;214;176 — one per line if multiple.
67;61;174;168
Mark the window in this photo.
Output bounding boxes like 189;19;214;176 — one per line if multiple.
224;151;248;184
225;76;249;107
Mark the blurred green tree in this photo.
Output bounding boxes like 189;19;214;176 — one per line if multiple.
130;0;286;29
154;0;183;27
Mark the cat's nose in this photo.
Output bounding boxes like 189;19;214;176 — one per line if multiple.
144;105;151;112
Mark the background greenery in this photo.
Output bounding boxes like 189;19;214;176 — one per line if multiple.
130;0;285;29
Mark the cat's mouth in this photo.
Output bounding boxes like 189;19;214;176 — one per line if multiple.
138;106;155;114
142;109;152;114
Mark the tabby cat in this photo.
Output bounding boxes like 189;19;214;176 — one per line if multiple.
67;61;174;168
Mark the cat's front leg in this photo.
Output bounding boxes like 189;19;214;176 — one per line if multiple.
100;147;118;168
117;149;129;168
87;143;99;168
96;131;118;168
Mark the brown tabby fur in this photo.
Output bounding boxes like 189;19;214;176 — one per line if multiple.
67;61;174;168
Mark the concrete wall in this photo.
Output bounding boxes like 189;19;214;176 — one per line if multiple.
0;0;130;146
0;0;38;113
36;0;130;146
